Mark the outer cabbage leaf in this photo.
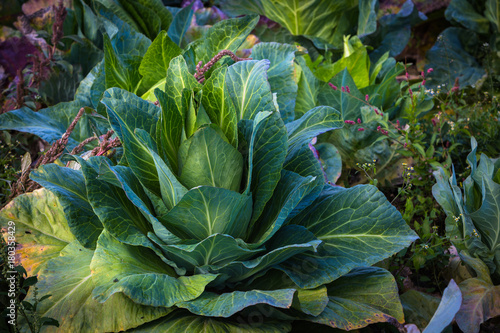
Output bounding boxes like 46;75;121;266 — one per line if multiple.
306;267;405;330
278;185;418;288
30;164;103;249
167;3;194;47
176;289;296;318
90;230;217;307
24;241;170;333
0;189;75;275
0;101;92;149
445;0;490;34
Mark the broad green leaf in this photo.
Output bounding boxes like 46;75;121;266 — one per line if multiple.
201;65;238;147
315;142;342;184
250;170;317;245
445;0;490;34
425;27;486;90
176;289;296;317
139;31;182;89
0;100;90;149
150;233;263;271
423;279;462;333
281;185;418;288
75;156;155;250
179;126;243;191
168;3;194;47
306;267;404;330
286;105;343;153
164;55;201;111
470;177;500;253
239;111;288;227
0;189;75;275
120;0;161;40
295;55;319;118
136;0;173;31
357;0;378;37
258;0;358;47
103;34;143;94
456;252;500;333
226;59;276;120
25;241;170;333
195;15;259;63
102;87;161;195
130;310;291;332
31;164;103;249
251;42;299;123
159;186;252;241
155;88;183;173
90;230;217;307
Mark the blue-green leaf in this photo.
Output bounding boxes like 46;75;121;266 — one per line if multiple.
179;126;243;191
286;105;343;153
240;111;288;227
279;185;418;288
0;101;91;149
250;170;317;245
445;0;490;34
101;87;160;195
306;267;405;330
168;3;194;47
251;42;299;123
176;289;296;317
226;59;276;120
295;56;319;118
160;186;252;240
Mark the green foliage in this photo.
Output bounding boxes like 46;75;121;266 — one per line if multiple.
0;14;418;331
425;0;500;90
433;137;500;276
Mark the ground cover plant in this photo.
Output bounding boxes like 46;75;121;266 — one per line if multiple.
1;0;500;332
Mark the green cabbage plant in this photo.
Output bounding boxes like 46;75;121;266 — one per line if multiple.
1;15;418;333
432;137;500;333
